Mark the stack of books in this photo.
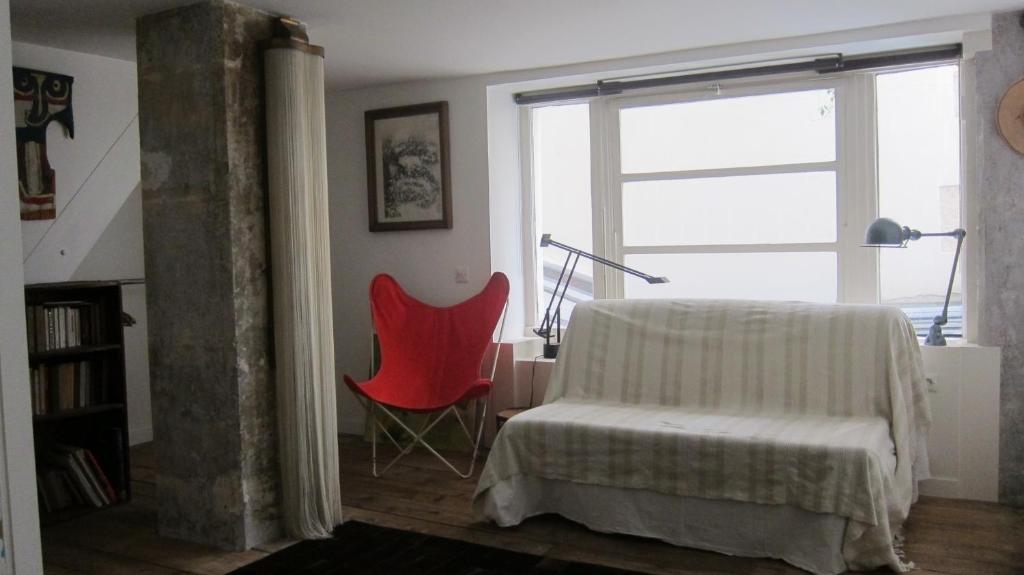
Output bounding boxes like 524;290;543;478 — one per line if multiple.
37;444;117;512
29;361;102;415
25;301;103;353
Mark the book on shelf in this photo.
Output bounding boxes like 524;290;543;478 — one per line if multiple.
29;361;104;415
39;444;117;510
25;301;104;353
84;449;117;504
96;428;128;501
37;468;75;512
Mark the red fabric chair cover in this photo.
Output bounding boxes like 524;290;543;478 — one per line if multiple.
344;272;509;413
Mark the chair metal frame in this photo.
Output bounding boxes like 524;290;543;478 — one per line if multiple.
355;299;508;479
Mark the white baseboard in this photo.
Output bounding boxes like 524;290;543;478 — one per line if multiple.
919;477;960;499
919;476;1000;502
129;425;153;446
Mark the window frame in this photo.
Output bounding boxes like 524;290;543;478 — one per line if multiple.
521;63;969;337
602;76;859;301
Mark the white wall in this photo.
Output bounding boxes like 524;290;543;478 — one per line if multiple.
14;41;140;284
70;186;144;281
325;13;993;435
11;43;150;446
71;188;151;445
0;1;44;571
326;78;493;434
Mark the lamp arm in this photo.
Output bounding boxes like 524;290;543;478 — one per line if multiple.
534;234;667;352
535;251;573;338
550;253;581;337
937;229;966;325
919;230;965;238
542;236;666;283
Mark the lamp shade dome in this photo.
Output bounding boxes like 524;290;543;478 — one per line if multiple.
864;217;905;246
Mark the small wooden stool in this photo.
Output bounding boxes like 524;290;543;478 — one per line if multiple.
495;407;530;432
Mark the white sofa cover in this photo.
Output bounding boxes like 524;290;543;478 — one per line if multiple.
474;299;931;573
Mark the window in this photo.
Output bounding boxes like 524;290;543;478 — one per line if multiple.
616;87;839;303
876;66;962;337
526;63;963;338
530;104;593;324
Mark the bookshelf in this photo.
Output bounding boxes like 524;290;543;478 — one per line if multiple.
25;281;131;524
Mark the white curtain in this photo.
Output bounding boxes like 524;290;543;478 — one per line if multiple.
264;42;344;539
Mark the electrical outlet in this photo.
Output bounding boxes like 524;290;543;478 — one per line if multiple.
455;266;469;284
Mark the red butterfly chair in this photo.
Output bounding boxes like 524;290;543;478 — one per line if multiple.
343;273;509;478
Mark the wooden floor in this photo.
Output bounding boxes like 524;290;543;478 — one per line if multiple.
42;436;1024;574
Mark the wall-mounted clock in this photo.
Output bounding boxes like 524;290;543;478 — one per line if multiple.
997;77;1024;155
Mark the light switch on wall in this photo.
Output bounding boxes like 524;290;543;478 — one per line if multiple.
455;266;469;284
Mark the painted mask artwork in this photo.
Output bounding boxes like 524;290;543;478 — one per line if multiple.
13;67;75;221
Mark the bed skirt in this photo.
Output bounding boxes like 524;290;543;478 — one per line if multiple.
476;475;849;575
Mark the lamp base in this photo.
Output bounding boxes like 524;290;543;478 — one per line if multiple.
925;322;947;346
543;343;560;359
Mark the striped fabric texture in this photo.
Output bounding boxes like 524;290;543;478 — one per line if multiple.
475;299;931;573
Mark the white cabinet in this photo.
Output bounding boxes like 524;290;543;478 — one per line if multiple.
919;344;1001;501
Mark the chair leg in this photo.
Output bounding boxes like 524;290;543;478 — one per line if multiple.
378;413;437;477
370;403;425;478
370;401;378;477
366;399;490;479
445;397;488;478
466;397;488;478
372;406;446;477
358;384;411;477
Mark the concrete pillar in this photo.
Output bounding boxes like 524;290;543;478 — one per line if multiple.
137;0;281;548
975;11;1024;507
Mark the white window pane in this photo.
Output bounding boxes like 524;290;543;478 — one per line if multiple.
620;89;835;174
622;172;836;246
876;65;962;337
533;104;593;324
624;252;837;303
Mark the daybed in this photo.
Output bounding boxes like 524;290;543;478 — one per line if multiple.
474;299;931;574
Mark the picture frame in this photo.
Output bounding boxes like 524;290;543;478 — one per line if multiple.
365;101;452;231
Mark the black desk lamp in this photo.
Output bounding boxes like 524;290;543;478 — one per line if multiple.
534;234;669;358
862;217;966;346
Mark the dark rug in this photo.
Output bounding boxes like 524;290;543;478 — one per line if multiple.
230;520;642;574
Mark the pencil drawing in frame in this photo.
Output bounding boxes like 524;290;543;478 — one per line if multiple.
365;101;452;231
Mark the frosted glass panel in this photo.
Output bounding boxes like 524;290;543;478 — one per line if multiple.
876;66;962;337
620;89;835;173
624;252;837;302
533;104;593;325
622;172;836;246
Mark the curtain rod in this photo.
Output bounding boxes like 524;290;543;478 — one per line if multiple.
514;44;962;105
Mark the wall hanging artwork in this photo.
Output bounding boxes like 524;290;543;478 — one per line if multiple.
13;67;74;221
365;101;452;231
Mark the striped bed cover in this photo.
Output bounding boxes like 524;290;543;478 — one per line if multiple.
475;299;931;572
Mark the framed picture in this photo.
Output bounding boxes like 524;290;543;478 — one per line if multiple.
365;101;452;231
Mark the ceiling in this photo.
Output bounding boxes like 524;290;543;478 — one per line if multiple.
9;0;1023;91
